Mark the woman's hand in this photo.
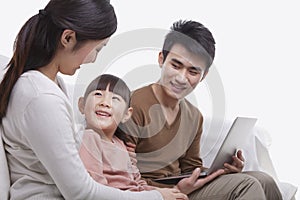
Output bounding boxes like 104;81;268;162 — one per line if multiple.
176;168;224;195
223;149;245;173
155;187;189;200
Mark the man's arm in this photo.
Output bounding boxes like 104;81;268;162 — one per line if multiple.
125;142;138;166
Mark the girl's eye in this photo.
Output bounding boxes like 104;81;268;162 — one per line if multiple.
95;92;102;96
112;96;121;101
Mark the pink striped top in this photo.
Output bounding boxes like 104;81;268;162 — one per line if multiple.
79;129;154;191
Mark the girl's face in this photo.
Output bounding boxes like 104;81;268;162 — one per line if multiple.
79;84;132;136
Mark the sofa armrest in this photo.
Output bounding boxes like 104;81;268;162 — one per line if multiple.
0;127;10;200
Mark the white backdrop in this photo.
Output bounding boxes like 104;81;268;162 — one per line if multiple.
0;0;299;198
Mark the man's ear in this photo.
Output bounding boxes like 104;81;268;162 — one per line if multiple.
78;97;85;114
201;70;209;81
158;52;164;68
121;107;133;123
61;29;76;48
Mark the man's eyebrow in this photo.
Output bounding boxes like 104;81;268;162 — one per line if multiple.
190;66;203;72
171;58;203;71
171;58;183;65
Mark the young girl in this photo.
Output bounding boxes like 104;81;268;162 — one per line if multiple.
78;74;185;197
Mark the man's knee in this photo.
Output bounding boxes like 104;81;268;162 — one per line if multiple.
188;173;266;200
243;171;277;187
243;171;283;200
217;173;266;199
225;173;262;186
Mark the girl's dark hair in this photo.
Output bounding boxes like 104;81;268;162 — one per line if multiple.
0;0;117;121
83;74;130;107
83;74;131;143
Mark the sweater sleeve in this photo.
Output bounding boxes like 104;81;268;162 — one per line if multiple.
21;94;163;200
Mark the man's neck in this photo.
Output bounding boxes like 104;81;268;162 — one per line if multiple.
152;83;180;109
151;84;181;125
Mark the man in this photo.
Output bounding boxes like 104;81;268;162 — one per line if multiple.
122;20;282;199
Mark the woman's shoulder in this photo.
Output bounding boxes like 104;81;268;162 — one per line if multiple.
13;71;59;98
12;71;70;107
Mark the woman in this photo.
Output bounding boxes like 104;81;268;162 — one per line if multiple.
0;0;187;199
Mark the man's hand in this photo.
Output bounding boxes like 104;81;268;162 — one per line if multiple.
125;142;137;166
175;168;224;195
223;149;245;173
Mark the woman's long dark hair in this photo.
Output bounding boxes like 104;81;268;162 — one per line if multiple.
0;0;117;121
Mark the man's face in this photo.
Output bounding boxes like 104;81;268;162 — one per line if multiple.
158;43;207;100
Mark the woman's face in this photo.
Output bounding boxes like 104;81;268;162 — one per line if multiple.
58;37;109;75
81;38;110;64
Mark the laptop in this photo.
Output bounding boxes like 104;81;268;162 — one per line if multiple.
154;116;257;184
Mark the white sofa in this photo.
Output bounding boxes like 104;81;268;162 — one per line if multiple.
0;55;297;199
0;55;10;200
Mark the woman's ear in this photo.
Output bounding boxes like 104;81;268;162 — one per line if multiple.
78;97;85;114
121;107;133;123
158;52;164;68
61;29;76;48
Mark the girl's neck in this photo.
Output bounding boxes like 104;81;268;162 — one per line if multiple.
98;129;115;143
